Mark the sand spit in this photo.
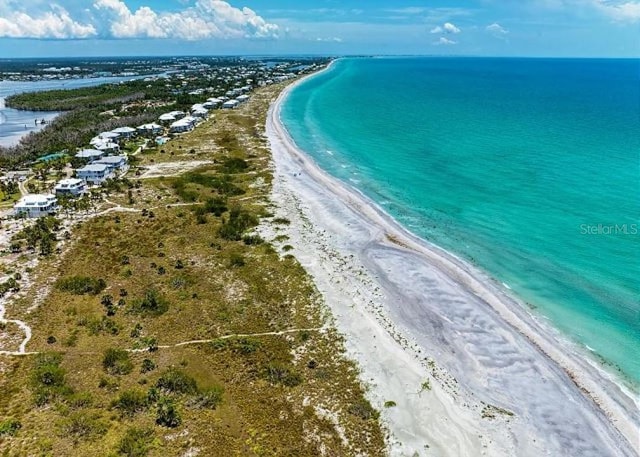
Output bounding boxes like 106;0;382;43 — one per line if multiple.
265;70;639;456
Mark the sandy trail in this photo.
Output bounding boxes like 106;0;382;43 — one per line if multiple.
137;160;214;179
266;72;639;456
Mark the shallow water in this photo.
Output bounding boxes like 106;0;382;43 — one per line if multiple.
282;57;640;387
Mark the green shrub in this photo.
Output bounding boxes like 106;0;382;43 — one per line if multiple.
242;235;264;246
141;359;156;374
117;427;155;457
189;386;224;409
155;368;198;395
112;390;149;417
347;400;380;421
55;276;106;295
130;289;169;316
0;418;21;436
228;253;245;268
155;397;181;428
265;364;302;387
87;317;121;336
203;197;228;216
229;337;261;355
61;411;107;442
31;353;72;405
66;392;94;409
218;207;258;241
103;348;133;375
221;158;249;174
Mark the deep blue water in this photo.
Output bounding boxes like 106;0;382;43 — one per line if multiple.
282;57;640;387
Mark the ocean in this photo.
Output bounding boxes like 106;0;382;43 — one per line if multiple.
281;57;640;388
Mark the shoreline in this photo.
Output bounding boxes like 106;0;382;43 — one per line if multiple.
266;66;639;455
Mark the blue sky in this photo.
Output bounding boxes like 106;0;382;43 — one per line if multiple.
0;0;638;57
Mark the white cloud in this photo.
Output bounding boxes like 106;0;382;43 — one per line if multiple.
0;4;96;38
94;0;280;40
592;0;640;22
534;0;640;22
430;22;461;34
486;22;509;35
315;37;343;42
435;36;457;45
0;0;279;40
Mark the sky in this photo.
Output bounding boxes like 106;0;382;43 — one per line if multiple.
0;0;638;58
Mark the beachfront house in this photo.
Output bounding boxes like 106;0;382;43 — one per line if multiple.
76;163;112;185
137;123;163;136
95;131;120;142
159;111;186;125
94;155;128;174
222;100;239;109
14;194;57;218
159;113;176;124
191;106;209;119
94;141;121;154
75;149;104;162
111;126;137;139
204;98;221;108
54;178;87;197
169;116;197;133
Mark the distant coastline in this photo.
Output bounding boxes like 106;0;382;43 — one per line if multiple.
0;75;152;148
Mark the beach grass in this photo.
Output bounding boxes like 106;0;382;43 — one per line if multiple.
0;82;385;456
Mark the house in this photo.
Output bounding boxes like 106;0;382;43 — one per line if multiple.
236;94;250;103
75;149;104;162
54;178;87;197
94;141;121;154
111;126;137;139
14;194;57;218
205;98;221;108
169;117;197;133
76;164;112;184
137;123;163;136
95;131;120;141
222;100;239;109
94;155;128;174
191;107;209;119
158;113;177;124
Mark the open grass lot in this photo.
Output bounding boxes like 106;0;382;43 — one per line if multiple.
0;83;385;456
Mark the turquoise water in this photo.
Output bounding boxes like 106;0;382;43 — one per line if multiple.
282;58;640;387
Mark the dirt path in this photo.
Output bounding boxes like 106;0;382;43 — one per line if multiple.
137;160;214;179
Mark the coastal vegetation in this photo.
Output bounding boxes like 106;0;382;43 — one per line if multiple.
0;80;385;456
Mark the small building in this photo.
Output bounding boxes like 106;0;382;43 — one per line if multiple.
137;123;163;136
191;107;209;119
95;131;120;141
159;113;177;124
54;178;87;197
111;126;137;139
205;98;221;108
94;141;121;154
169;117;197;133
94;155;128;174
76;164;112;185
75;149;105;162
222;100;239;109
14;194;57;218
236;94;250;103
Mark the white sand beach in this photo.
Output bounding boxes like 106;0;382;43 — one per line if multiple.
265;72;640;456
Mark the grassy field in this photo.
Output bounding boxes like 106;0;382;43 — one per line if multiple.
0;83;386;456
